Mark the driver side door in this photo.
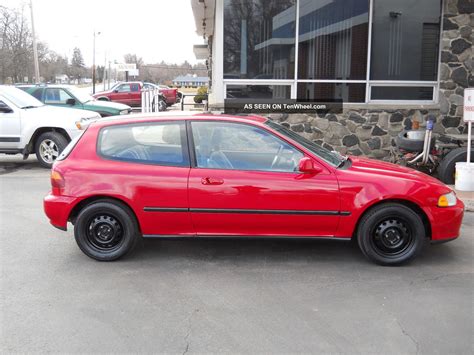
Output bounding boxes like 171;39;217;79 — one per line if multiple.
187;121;341;237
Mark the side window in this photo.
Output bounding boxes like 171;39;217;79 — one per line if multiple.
131;84;140;92
117;84;131;93
44;88;73;104
191;121;304;172
0;100;13;113
31;89;43;100
99;122;189;167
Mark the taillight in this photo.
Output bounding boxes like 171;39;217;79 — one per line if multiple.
51;170;65;189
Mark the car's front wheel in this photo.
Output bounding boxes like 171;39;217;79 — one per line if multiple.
74;200;139;261
357;203;426;265
35;132;68;168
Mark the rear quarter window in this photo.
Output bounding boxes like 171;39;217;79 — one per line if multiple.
98;122;189;167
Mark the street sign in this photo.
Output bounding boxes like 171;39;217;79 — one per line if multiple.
464;88;474;122
128;69;139;76
115;63;136;72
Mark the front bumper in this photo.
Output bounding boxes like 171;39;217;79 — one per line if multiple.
43;193;77;231
428;199;465;241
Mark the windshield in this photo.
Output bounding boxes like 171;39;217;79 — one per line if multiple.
67;87;95;103
0;86;44;109
265;120;343;167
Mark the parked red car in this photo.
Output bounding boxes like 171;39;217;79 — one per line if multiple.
44;114;464;265
92;82;178;107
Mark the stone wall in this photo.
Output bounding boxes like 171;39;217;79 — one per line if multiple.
269;109;440;160
269;0;473;161
440;0;474;133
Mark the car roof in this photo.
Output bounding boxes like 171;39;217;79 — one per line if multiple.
90;112;268;128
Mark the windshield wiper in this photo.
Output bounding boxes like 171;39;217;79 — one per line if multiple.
21;105;40;109
331;151;348;168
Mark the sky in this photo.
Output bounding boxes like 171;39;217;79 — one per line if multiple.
2;0;205;66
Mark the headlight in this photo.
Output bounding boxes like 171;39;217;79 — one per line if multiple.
119;109;129;115
75;115;99;130
438;192;457;207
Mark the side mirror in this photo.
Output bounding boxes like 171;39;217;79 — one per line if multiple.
0;106;13;114
66;98;76;105
298;157;322;174
113;89;119;93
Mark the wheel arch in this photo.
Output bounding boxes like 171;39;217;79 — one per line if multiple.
96;96;110;101
352;199;432;241
68;195;142;233
25;127;71;154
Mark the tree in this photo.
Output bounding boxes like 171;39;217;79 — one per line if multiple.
124;53;143;68
0;5;33;83
70;47;86;80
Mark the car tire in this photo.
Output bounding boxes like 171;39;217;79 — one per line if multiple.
437;147;474;184
395;130;436;152
74;200;139;261
158;99;167;111
35;132;68;168
357;203;426;265
97;97;110;101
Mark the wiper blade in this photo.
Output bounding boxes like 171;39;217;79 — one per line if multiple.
21;105;39;109
336;156;348;168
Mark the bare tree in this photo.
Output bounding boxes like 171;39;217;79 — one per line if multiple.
0;5;33;83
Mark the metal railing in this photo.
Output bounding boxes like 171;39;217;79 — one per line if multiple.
180;94;208;111
141;88;162;113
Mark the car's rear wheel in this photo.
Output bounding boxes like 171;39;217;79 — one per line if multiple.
74;200;139;261
357;203;426;265
35;132;68;168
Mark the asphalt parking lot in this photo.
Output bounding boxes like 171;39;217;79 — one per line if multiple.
1;155;473;354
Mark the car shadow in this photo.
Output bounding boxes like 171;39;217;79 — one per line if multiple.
0;156;44;174
120;237;461;267
129;237;362;264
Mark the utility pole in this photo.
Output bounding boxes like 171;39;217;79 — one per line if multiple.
103;51;107;91
29;0;40;83
92;30;100;94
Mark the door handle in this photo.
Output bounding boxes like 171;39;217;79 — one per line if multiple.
201;177;224;185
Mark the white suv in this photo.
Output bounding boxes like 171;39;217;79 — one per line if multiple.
0;85;100;167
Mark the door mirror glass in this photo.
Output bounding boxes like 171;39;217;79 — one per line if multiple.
298;157;322;174
0;100;13;113
66;98;76;105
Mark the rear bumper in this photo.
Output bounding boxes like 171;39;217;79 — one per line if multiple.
428;199;465;241
43;193;77;231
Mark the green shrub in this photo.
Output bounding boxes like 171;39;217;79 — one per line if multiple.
194;86;208;103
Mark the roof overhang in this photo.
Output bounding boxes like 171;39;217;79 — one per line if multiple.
191;0;216;38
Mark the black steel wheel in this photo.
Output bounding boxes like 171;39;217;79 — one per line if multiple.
86;214;123;252
74;200;139;261
357;203;426;265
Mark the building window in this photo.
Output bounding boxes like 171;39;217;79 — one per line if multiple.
226;84;291;99
223;0;296;79
298;0;369;80
370;0;441;81
370;86;434;101
297;83;366;102
221;0;442;104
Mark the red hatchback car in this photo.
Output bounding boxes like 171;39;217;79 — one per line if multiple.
44;114;464;265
